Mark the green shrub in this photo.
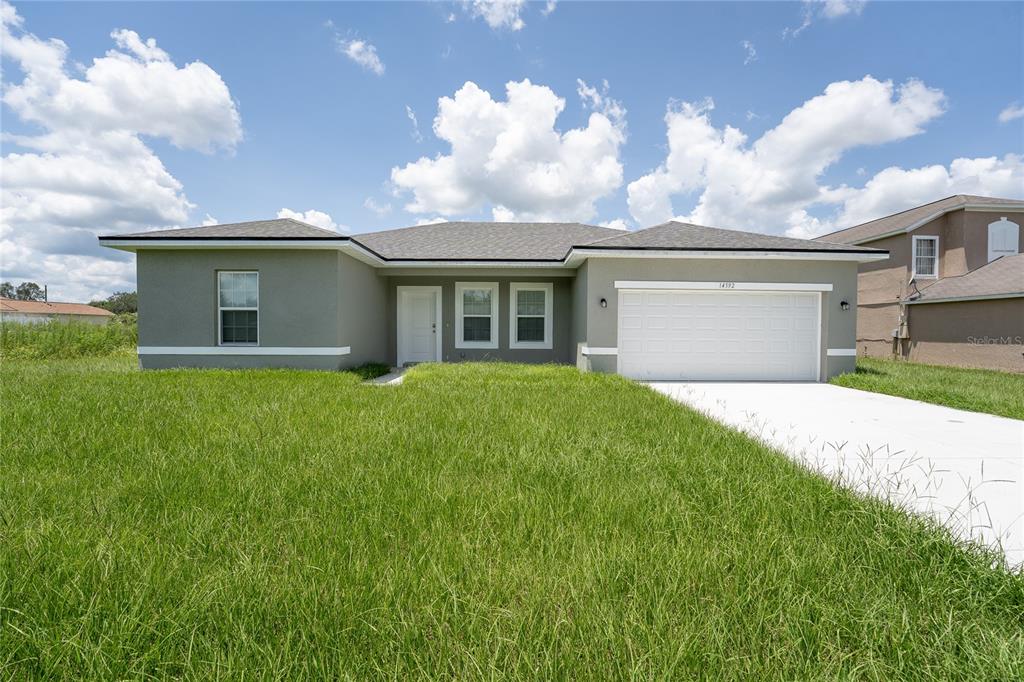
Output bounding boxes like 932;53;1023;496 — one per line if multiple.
0;317;137;359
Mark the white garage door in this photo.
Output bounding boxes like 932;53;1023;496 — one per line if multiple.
617;289;821;381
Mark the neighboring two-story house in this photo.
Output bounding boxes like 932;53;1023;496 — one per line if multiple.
818;195;1024;372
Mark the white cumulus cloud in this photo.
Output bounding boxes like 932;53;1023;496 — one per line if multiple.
599;218;630;231
363;197;392;216
390;78;626;222
336;37;384;75
276;208;348;233
463;0;527;31
0;0;241;301
819;155;1024;235
998;102;1024;123
785;0;866;38
626;76;953;236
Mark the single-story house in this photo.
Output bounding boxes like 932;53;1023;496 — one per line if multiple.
98;219;887;381
0;297;115;325
816;195;1024;372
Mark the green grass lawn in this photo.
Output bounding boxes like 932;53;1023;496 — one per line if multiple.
2;358;1022;679
831;357;1024;420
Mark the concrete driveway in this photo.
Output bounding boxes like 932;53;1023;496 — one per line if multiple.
647;381;1024;568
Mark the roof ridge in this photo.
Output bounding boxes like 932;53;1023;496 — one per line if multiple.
276;217;343;237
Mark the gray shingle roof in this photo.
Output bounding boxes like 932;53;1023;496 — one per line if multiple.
100;217;885;260
579;221;883;253
352;221;623;260
909;253;1024;303
817;195;1024;245
103;219;344;240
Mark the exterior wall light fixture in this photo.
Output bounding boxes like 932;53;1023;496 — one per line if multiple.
840;300;850;311
600;298;608;308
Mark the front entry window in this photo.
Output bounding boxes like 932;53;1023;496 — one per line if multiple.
455;282;498;349
509;282;553;349
218;271;258;345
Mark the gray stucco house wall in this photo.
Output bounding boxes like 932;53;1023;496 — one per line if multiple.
103;218;885;380
137;249;387;370
383;273;574;365
579;258;859;377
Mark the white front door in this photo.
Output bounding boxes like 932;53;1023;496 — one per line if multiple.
617;289;821;381
398;287;441;366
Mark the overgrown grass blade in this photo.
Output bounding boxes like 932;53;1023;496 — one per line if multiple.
1;359;1021;679
832;357;1024;420
0;317;137;360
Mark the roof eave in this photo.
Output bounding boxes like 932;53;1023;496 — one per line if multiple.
98;237;354;253
906;292;1024;305
844;203;1024;245
565;247;887;267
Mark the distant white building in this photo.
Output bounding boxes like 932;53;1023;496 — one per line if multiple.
0;298;115;325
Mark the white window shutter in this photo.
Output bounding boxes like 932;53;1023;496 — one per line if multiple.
988;218;1020;262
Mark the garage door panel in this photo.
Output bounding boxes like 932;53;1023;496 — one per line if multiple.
617;289;820;381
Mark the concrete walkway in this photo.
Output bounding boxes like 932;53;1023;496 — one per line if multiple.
366;368;406;385
647;381;1024;568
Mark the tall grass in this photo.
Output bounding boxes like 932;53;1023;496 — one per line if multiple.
0;316;137;359
1;358;1021;679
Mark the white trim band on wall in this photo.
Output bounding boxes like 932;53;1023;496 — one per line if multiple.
138;346;351;356
581;346;618;356
613;281;834;292
826;348;857;357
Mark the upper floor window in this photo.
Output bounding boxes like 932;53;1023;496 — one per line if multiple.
218;271;258;345
912;236;938;279
455;282;498;349
988;217;1020;262
509;282;553;349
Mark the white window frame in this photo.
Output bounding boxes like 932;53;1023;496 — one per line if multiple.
509;282;553;350
911;235;939;279
217;270;259;346
455;282;499;349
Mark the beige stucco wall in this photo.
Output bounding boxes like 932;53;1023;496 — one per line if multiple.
0;312;110;325
853;209;1024;360
904;298;1024;372
579;258;861;380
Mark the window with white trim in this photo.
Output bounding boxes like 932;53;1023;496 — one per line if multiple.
911;236;938;279
509;282;553;349
218;271;258;345
455;282;498;349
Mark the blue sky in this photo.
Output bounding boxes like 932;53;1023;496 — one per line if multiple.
1;1;1022;299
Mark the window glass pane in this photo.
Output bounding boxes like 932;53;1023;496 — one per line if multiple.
517;316;544;342
463;316;491;342
462;289;491;316
218;273;235;307
517;289;545;316
222;310;258;344
915;240;936;275
219;272;258;307
242;273;258;307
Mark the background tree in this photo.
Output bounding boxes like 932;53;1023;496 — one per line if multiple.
15;282;45;301
1;281;46;301
89;291;138;314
